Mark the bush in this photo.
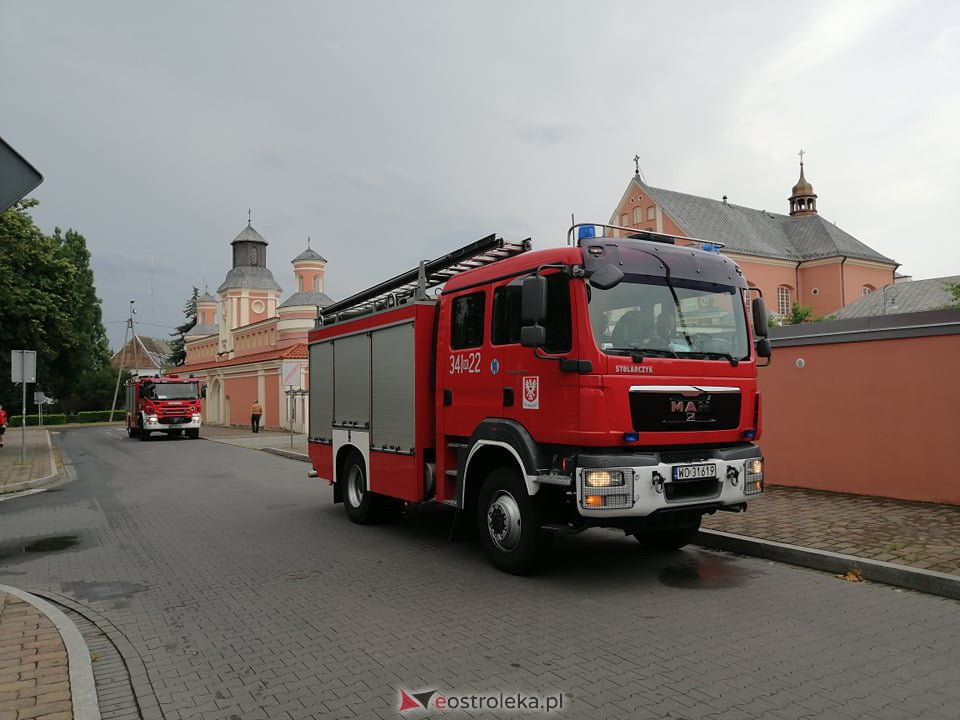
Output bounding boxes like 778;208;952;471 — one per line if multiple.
75;410;118;423
8;414;68;427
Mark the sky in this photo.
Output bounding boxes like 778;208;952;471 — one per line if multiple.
2;0;958;349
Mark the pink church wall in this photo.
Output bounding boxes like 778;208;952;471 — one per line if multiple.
797;262;844;317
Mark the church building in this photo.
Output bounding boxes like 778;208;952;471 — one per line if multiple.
609;157;898;318
179;221;332;430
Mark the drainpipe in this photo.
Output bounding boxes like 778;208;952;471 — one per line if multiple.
839;256;848;307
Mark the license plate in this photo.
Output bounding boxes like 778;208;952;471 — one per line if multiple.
672;463;717;481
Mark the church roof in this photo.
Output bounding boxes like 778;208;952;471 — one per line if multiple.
197;292;216;304
217;266;282;293
231;223;268;245
279;290;334;309
625;179;896;265
292;247;327;263
833;275;960;319
185;323;218;337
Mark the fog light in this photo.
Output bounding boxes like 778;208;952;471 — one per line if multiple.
584;470;624;487
584;495;604;508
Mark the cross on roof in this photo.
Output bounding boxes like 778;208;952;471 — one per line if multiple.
633;154;640;175
798;149;805;166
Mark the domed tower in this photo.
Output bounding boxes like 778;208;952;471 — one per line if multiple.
195;290;217;328
277;239;333;348
789;151;818;217
216;218;282;353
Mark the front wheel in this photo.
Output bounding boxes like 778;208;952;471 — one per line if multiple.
477;467;551;575
138;419;149;441
633;517;702;551
186;428;199;439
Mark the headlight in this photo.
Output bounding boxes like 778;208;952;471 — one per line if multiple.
744;457;764;495
584;470;624;487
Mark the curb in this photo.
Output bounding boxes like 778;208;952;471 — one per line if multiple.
696;529;960;601
262;447;310;462
0;584;101;720
28;590;164;720
0;429;59;496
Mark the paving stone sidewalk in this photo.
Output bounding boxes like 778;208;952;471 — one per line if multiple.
200;424;307;455
0;428;55;492
0;592;72;720
702;484;960;576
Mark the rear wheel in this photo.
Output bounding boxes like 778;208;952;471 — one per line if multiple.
477;467;551;575
342;452;376;524
633;517;702;551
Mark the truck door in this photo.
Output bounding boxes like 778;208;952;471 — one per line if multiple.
437;288;500;440
492;272;580;444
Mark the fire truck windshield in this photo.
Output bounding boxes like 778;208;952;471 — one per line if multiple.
588;275;751;361
141;382;200;401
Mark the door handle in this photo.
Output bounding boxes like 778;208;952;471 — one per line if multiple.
503;388;514;407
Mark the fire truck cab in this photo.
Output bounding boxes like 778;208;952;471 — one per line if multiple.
125;375;203;441
308;227;771;573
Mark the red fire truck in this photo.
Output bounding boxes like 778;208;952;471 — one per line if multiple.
307;226;771;573
125;375;203;440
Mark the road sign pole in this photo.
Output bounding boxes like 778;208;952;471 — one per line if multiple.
21;353;26;462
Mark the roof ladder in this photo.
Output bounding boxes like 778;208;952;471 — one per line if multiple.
319;234;531;325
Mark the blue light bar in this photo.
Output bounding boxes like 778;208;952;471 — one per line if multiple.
578;225;597;240
742;429;756;440
623;432;639;442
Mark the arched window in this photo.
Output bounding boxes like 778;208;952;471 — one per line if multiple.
633;207;642;224
620;212;629;226
313;276;321;292
777;286;792;316
298;276;304;292
862;285;874;296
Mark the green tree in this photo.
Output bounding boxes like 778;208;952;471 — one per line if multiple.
168;287;199;366
944;281;960;308
0;200;111;412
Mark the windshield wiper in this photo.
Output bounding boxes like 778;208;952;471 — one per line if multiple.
605;346;680;361
682;351;740;366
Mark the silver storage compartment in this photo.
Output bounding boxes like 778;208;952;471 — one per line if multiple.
309;341;333;439
333;334;370;427
371;323;415;452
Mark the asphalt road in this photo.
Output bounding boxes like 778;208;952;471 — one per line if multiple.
1;427;958;720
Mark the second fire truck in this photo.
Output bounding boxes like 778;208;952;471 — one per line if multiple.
307;225;771;573
125;375;203;440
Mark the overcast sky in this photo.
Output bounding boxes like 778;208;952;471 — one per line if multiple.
2;1;958;349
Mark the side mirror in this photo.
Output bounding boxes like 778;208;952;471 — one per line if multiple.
589;264;624;290
752;297;769;337
521;275;547;325
755;337;772;358
520;325;546;348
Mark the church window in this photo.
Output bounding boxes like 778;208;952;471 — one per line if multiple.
633;207;642;224
862;285;874;296
313;276;321;292
777;286;791;316
298;276;304;292
647;206;656;221
620;213;628;226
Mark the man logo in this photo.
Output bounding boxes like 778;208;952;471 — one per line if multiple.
671;400;699;414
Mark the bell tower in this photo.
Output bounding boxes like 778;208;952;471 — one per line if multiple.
789;150;818;217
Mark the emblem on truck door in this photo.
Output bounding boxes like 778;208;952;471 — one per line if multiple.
522;376;540;409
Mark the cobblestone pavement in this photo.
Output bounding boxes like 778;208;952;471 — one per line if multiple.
0;428;55;491
0;591;72;720
702;485;960;575
1;426;958;720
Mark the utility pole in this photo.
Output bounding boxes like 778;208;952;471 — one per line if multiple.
109;300;137;422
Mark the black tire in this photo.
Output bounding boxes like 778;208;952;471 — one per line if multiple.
476;467;551;575
126;425;135;438
138;418;149;441
186;428;199;440
634;517;702;551
342;451;377;524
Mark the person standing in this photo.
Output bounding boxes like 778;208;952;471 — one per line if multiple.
250;400;263;433
0;404;7;448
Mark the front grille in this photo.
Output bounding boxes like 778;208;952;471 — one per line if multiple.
664;478;722;501
158;416;189;425
630;392;740;432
